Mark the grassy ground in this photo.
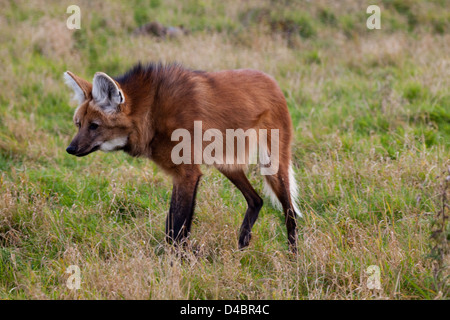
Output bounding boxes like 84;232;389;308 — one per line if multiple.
0;0;449;299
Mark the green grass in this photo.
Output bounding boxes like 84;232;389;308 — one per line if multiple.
0;0;448;299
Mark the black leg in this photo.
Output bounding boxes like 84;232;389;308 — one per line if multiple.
265;173;298;253
218;169;263;249
165;170;201;245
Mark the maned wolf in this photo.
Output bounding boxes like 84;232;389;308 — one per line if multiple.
64;63;300;252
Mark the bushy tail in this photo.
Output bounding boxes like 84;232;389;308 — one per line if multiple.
263;161;302;218
288;163;302;218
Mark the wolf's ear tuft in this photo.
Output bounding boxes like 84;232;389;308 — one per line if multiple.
92;72;125;114
64;71;92;105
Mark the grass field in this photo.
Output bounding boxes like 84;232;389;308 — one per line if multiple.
0;0;449;299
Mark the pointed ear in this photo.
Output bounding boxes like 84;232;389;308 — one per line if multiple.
92;72;125;114
63;71;92;104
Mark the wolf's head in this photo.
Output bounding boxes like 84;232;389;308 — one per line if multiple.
64;71;134;157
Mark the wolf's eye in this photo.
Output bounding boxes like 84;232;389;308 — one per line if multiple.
89;123;99;130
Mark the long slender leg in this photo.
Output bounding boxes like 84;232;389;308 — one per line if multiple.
218;168;263;249
265;171;298;253
165;167;202;245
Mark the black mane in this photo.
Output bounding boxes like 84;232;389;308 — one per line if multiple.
114;61;195;85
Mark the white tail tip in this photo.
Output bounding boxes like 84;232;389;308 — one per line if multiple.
263;162;302;218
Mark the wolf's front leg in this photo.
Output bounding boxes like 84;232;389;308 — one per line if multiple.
165;166;202;245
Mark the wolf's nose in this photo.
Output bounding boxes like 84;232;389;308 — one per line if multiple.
66;145;77;154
